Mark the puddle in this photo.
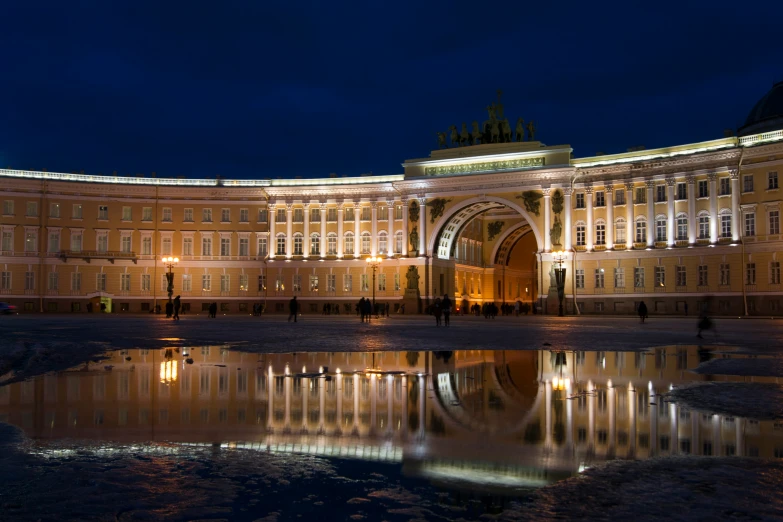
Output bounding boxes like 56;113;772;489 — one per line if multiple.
1;346;782;520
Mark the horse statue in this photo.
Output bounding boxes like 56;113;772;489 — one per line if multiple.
471;121;482;145
515;118;525;142
527;120;536;141
502;118;512;143
436;132;447;149
489;120;500;143
449;125;460;147
460;123;471;147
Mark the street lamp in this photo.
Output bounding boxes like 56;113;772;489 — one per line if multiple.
366;256;382;320
552;250;567;317
162;256;179;311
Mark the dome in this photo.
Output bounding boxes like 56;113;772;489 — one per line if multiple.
738;81;783;136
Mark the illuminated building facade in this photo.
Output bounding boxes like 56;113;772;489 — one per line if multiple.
1;83;783;314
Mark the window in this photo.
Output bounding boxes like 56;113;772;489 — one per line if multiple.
48;231;60;253
202;274;212;291
162;208;172;222
257;238;268;257
293;234;303;255
770;210;780;235
744;175;754;193
378;232;388;253
345;207;355;221
676;266;686;287
275;208;286;223
2;200;13;215
720;263;730;286
141;274;151;291
361;233;371;254
595;221;605;245
293;208;304;223
595;191;605;207
257;208;268;223
634;267;645;288
615;219;626;244
698;265;708;286
595;268;605;288
656;185;666;202
293;274;301;292
745;212;756;237
361;274;369;291
635;187;646;204
72;204;82;219
121;273;130;292
327;234;337;255
615;189;625;205
0;271;10;290
239;274;248;291
184;208;194;222
676;182;687;200
276;235;286;256
121;235;132;253
378;273;387;291
257;274;266;292
395;231;403;254
139;207;151;221
202;208;212;222
575;193;585;209
394;273;400;291
141;236;151;255
771;262;781;285
769;172;778;190
220;237;230;256
22;271;35;291
96;273;106;291
343;274;353;292
218;208;229;223
575;269;584;289
26;202;38;217
71;272;81;291
361;207;371;221
575;223;585;246
1;231;11;252
720;177;730;196
635;219;647;243
379;206;389;220
161;237;172;255
326;274;336;292
275;275;284;291
699;214;710;239
309;275;318;292
99;206;109;220
721;213;732;238
655;266;665;287
239;237;249;256
202;237;212;256
97;233;108;252
310;208;320;222
183;237;193;256
25;230;37;252
746;263;756;285
309;233;320;255
48;272;59;291
344;233;354;255
698;180;708;198
239;208;249;223
676;215;688;240
614;267;625;288
49;203;60;218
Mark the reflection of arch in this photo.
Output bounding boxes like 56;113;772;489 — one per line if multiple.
428;196;542;260
490;222;532;265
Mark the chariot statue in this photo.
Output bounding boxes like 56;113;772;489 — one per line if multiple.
516;118;525;142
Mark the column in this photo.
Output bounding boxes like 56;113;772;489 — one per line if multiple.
585;187;594;251
401;198;409;257
543;189;551;252
545;380;553;448
667;179;675;247
267;366;274;430
303;203;310;259
371;201;378;256
269;203;276;259
337;202;344;258
646;181;655;247
687;177;697;244
285;203;293;258
320;203;327;258
387;199;394;256
625;182;634;249
335;373;343;435
564;188;573;251
605;185;614;250
418;196;426;256
709;173;718;243
730;169;740;242
354;202;361;258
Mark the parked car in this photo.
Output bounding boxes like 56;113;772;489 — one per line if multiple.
0;302;18;315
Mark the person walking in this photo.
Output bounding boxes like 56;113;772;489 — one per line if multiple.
433;298;443;326
442;294;452;327
288;296;298;322
173;295;181;321
697;311;716;339
638;301;648;323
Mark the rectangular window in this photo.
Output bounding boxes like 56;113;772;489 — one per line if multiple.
276;208;286;223
361;234;370;254
240;209;249;223
161;237;172;255
720;263;730;286
635;220;646;243
345;207;355;221
71;272;81;291
181;274;191;292
615;189;625;205
676;266;686;287
576;225;585;246
594;191;605;207
49;203;60;218
162;208;172;222
257;208;268;223
327;235;337;255
239;274;248;291
656;218;667;242
395;205;403;219
183;237;193;256
770;210;780;235
634;267;645;288
344;234;354;255
121;273;131;292
720;177;731;195
275;275;284;292
635;187;646;204
394;273;400;291
361;274;369;291
378;273;386;291
699;216;710;239
202;274;212;291
698;265;708;286
677;216;688;240
361;207;371;221
292;274;301;292
276;236;285;255
310;208;320;222
294;235;303;255
746;263;756;285
220;237;230;256
99;206;111;221
595;224;605;245
72;204;82;219
575;193;585;209
97;233;108;252
239;237;249;256
141;274;151;291
293;208;304;223
378;206;388;220
575;269;584;289
141;236;151;255
48;231;60;253
594;268;604;288
24;271;34;290
327;208;337;222
656;185;666;202
96;273;106;291
676;182;687;200
614;267;625;288
721;214;732;238
343;274;353;292
184;208;194;222
202;237;212;256
1;271;11;290
2;200;14;215
202;208;212;222
745;212;755;237
698;180;708;198
309;275;319;292
769;172;778;190
25;230;37;252
219;208;229;223
744;175;754;193
258;238;268;257
27;201;38;217
48;272;59;291
771;262;781;285
142;207;152;221
655;266;665;287
258;274;267;291
121;235;132;253
1;231;11;252
327;274;336;292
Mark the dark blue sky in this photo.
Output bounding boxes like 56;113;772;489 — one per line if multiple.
1;1;781;179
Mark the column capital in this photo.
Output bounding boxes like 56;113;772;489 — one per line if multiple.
319;202;328;210
708;173;718;182
666;178;676;187
729;168;739;180
371;201;378;208
584;186;594;194
645;180;655;189
625;181;635;191
563;187;573;196
286;203;294;211
417;195;427;204
336;202;344;210
542;188;551;197
386;199;395;206
603;183;613;192
687;176;695;185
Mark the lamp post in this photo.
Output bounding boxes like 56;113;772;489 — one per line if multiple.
366;256;382;320
553;250;567;317
162;256;179;312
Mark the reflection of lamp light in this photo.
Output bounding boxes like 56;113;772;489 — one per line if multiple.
160;360;178;384
552;250;568;317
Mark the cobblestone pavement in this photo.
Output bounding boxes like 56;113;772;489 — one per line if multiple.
1;313;781;353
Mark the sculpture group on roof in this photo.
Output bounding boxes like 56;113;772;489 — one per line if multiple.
437;90;536;148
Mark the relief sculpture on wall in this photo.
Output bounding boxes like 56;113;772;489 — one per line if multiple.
516;190;543;216
427;198;452;223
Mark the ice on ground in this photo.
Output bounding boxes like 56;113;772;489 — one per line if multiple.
665;382;783;420
692;357;783;377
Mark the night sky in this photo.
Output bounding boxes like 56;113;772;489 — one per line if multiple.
1;2;781;180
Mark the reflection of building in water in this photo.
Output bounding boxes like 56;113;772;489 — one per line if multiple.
1;347;782;489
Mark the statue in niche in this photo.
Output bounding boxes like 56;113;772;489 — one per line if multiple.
409;226;419;252
550;215;562;248
527;120;536;141
436;132;447;149
516;190;543;216
409;200;419;223
487;221;504;241
551;189;564;215
427;198;452;223
406;265;420;290
516;118;525;142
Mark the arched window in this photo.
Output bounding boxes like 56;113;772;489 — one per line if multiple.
327;233;337;255
378;231;388;254
676;212;688;241
275;233;286;256
293;233;304;255
394;231;404;254
719;208;732;238
697;210;710;239
575;220;586;246
615;218;626;244
310;233;320;255
655;214;667;242
635;217;647;243
595;219;606;245
361;232;371;254
344;232;354;255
